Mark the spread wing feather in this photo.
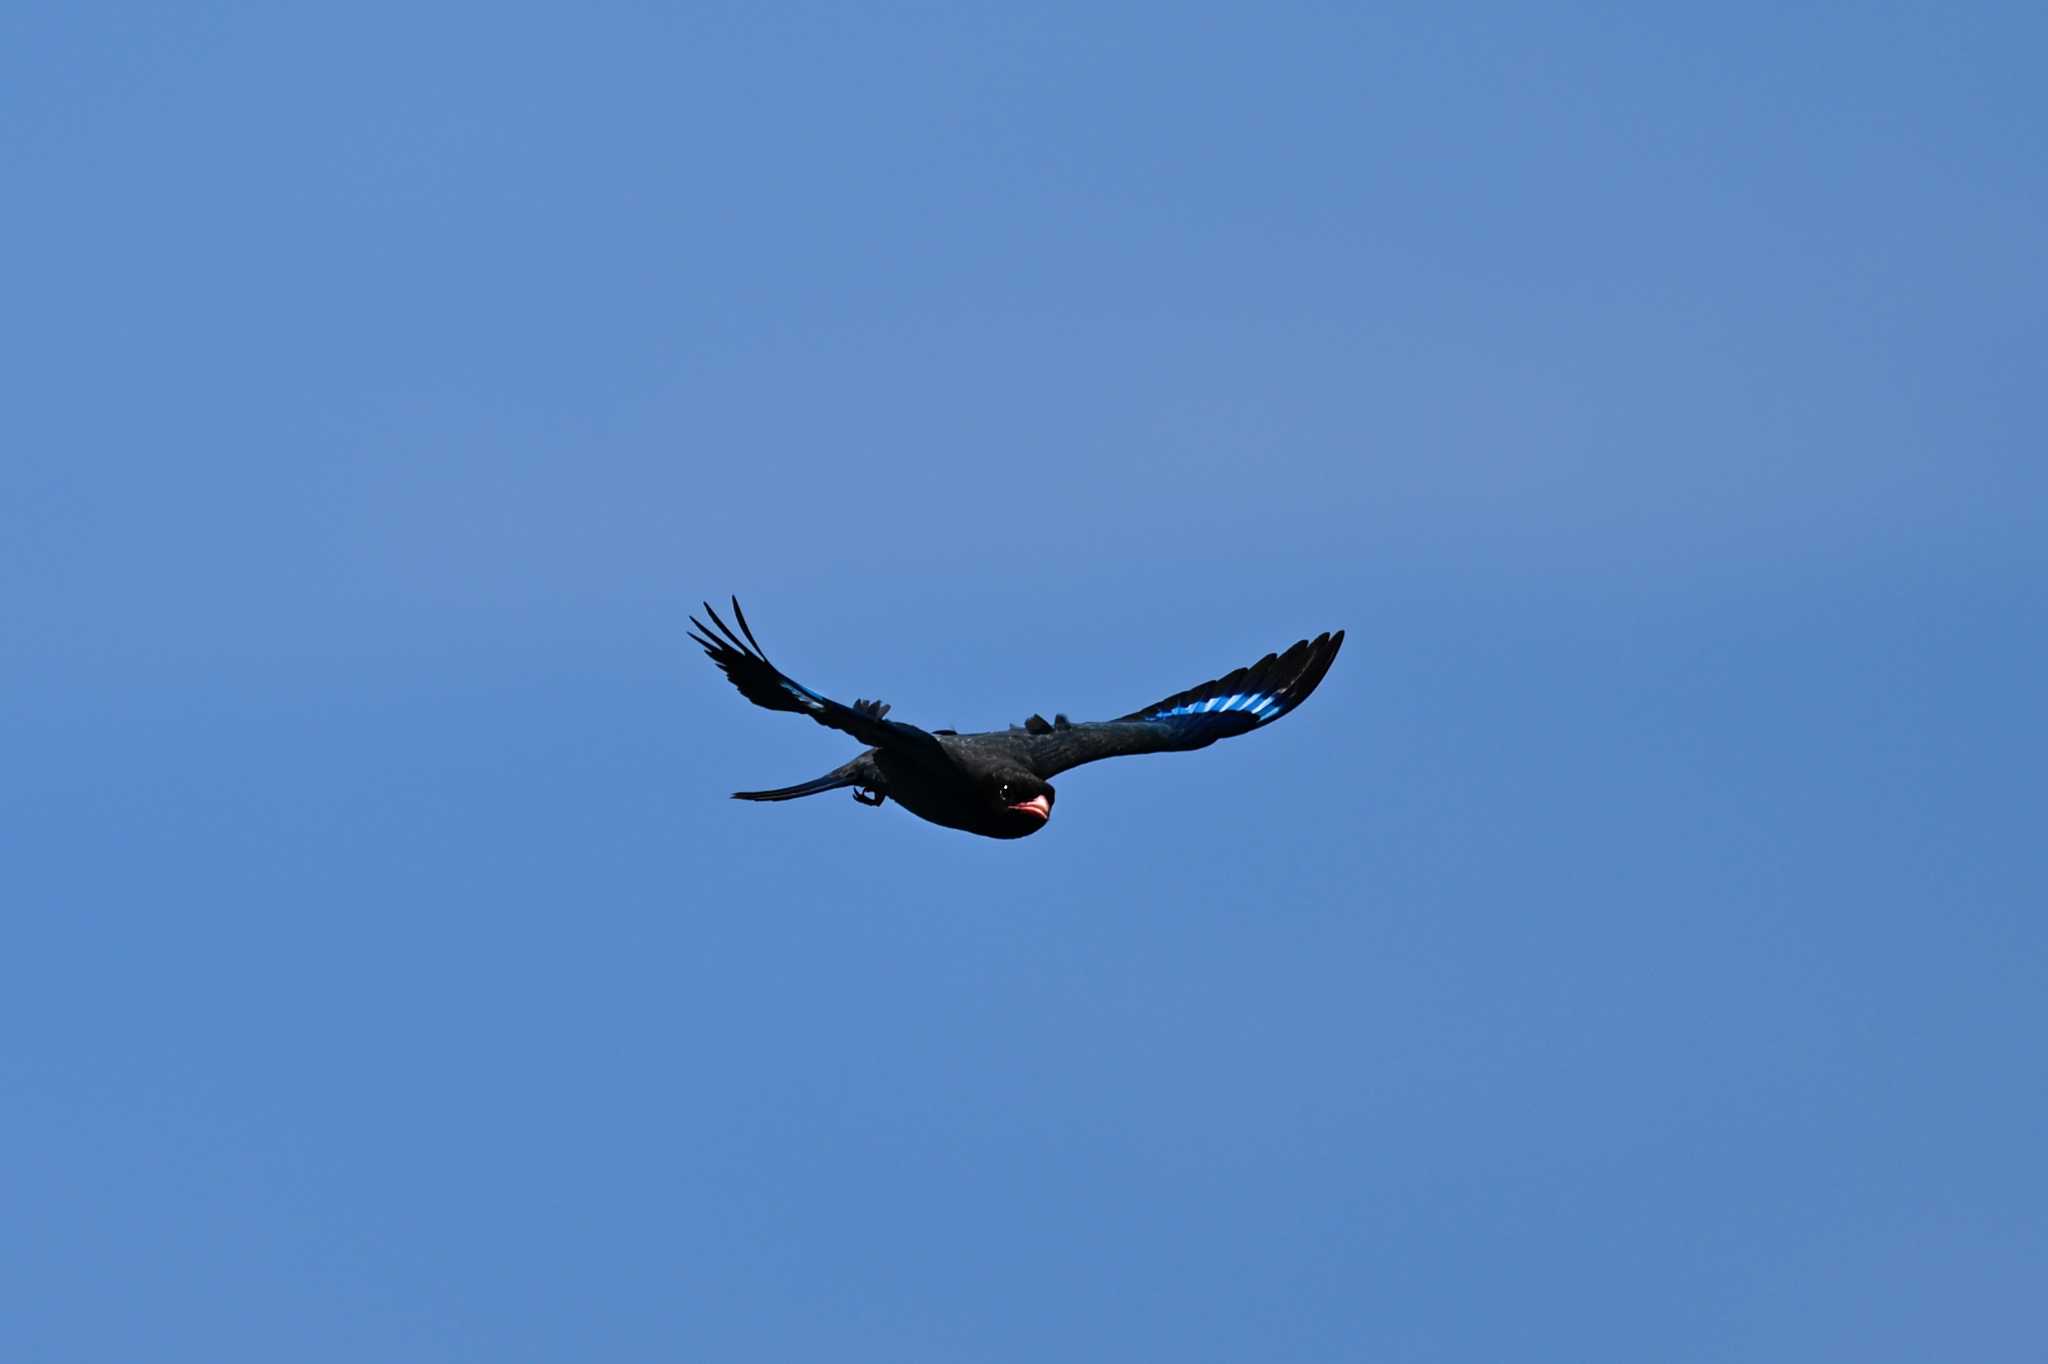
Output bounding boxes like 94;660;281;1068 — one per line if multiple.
1023;629;1344;777
688;598;940;755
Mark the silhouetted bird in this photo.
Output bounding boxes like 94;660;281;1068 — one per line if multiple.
689;598;1344;840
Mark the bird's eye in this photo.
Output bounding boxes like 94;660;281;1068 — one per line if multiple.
998;783;1011;801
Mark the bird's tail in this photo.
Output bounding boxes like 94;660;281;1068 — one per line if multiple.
731;774;853;801
730;756;874;802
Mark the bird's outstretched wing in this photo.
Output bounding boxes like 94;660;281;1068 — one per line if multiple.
1023;629;1344;777
688;598;942;755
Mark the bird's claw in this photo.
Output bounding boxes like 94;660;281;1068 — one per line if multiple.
852;787;884;806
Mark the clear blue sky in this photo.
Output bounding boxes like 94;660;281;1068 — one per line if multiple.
5;3;2044;1359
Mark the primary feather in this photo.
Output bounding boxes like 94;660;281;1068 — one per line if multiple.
1021;630;1345;777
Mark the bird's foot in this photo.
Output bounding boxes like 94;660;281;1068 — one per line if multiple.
852;787;884;806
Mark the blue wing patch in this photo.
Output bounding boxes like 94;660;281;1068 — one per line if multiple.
1030;629;1344;777
1123;632;1342;731
779;679;827;712
1150;691;1283;723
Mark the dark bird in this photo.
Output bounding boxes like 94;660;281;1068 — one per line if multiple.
688;598;1344;840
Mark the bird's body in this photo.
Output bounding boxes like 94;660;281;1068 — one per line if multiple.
689;599;1343;840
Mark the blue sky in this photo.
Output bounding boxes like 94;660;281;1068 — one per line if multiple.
5;2;2044;1359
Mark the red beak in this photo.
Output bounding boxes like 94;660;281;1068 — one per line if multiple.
1009;794;1052;821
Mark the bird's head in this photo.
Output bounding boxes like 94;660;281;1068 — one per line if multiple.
984;772;1055;839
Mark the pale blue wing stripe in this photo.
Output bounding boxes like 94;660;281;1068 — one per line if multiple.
1152;692;1280;721
1150;689;1295;721
780;680;825;712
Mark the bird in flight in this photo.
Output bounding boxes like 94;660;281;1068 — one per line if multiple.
688;598;1344;840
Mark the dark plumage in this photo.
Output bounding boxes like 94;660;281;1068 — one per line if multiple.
688;598;1344;840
